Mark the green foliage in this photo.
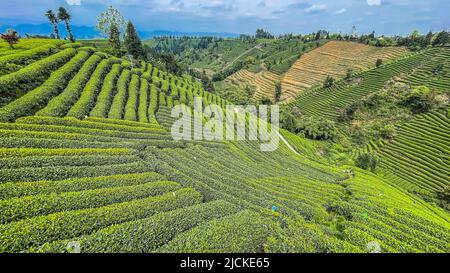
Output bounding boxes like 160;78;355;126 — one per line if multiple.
0;188;201;252
301;117;337;140
0;181;181;224
432;31;450;46
0;171;164;199
0;44;58;76
58;7;75;42
124;21;144;59
0;50;88;122
89;64;122;117
148;84;159;120
32;200;239;253
158;210;277;253
37;55;103;117
259;96;272;105
401;86;439;114
67;58;117;119
108;69;131;119
45;10;60;39
275;81;282;102
323;75;335;88
138;78;149;122
0;39;449;254
109;24;121;57
0;48;77;106
376;58;383;68
355;153;378;171
345;69;353;80
123;74;139;121
255;28;274;39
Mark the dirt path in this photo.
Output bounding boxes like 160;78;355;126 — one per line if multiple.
223;43;263;70
276;130;300;155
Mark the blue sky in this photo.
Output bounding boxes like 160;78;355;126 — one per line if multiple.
0;0;449;35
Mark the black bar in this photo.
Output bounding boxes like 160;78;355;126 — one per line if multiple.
0;253;447;272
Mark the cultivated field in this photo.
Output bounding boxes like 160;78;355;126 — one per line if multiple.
225;69;281;102
0;39;449;253
290;47;449;120
280;41;409;102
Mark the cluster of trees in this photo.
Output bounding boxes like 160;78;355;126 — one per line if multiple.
152;36;221;54
337;81;448;145
45;7;75;42
323;76;335;88
396;30;450;50
272;28;450;49
185;69;214;92
238;29;275;41
355;153;378;171
281;108;337;141
211;59;247;82
255;29;274;39
96;6;144;60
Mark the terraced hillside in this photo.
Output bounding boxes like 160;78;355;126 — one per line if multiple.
225;69;281;102
146;37;324;75
280;41;408;102
0;39;449;253
361;110;449;200
289;46;449;207
291;47;450;120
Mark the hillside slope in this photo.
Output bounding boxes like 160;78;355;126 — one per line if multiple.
0;40;448;253
280;41;408;102
291;47;449;120
225;69;282;102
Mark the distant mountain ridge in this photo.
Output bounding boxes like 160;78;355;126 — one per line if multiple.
0;23;240;39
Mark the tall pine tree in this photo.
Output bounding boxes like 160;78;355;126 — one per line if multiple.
109;24;121;57
124;21;144;59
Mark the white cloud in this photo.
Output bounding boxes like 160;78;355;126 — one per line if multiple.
333;8;347;15
66;0;81;5
366;0;381;6
304;4;327;14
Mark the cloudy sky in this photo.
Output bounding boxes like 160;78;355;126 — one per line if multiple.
0;0;449;35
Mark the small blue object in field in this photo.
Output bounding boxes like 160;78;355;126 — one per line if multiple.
271;205;278;212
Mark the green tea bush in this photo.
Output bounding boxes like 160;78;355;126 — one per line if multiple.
0;153;139;169
0;172;165;199
124;74;140;121
108;69;131;119
16;116;165;134
36;54;103;117
0;136;144;150
0;161;149;183
60;43;82;49
158;210;277;253
90;64;122;118
0;44;58;71
67;58;118;118
138;79;149;123
0;48;77;105
0;188;202;252
159;92;167;106
31;200;239;253
0;51;89;122
355;153;378;171
0;147;132;158
0;181;181;223
148;84;159;119
84;116;163;129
